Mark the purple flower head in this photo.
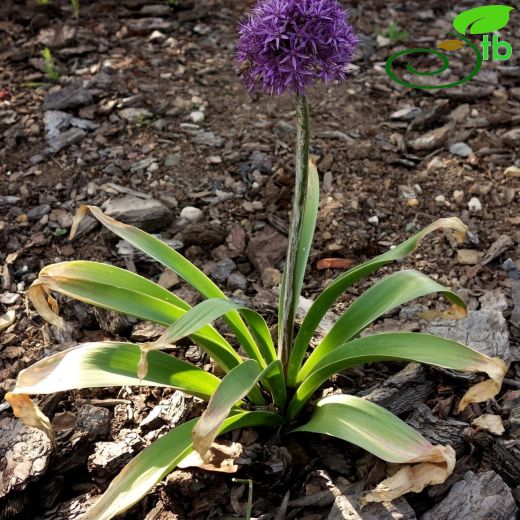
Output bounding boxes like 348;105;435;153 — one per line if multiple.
236;0;359;96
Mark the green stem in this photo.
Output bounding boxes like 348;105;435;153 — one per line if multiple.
278;94;310;372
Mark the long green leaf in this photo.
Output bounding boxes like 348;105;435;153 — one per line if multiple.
151;298;276;367
298;270;467;383
80;411;283;520
10;342;220;401
288;333;507;419
287;218;467;387
293;394;449;462
71;206;262;370
278;161;319;365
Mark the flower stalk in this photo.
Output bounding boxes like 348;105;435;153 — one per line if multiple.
278;93;310;371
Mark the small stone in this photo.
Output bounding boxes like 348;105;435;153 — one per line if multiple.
468;197;482;212
43;84;93;111
504;166;520;178
247;226;288;271
157;269;179;289
164;154;181;167
435;194;446;204
368;216;379;226
410;124;453;151
261;267;282;288
449;142;473;158
390;107;422;121
228;271;247;290
189;110;205;124
105;197;171;231
27;204;51;220
180;206;203;222
503;128;520;147
148;30;165;42
427;157;444;171
211;258;236;283
192;130;224;147
453;190;464;203
457;249;483;265
119;108;153;122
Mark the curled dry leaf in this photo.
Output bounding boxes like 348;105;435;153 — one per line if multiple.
178;441;243;473
5;392;56;448
361;444;456;505
472;414;505;435
418;303;468;321
27;283;64;329
458;356;507;412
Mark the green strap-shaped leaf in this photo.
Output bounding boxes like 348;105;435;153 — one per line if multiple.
152;298;276;367
192;359;285;456
287;218;467;387
288;333;506;419
453;5;514;35
278;161;319;362
80;411;283;520
293;394;442;463
31;267;243;375
71;206;262;371
298;270;466;383
11;342;220;401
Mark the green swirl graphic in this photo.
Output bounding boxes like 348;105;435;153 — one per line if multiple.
385;34;483;90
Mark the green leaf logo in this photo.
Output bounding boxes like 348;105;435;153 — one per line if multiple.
453;5;515;35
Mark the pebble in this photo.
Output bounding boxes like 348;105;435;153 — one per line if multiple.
453;190;464;203
189;111;205;124
457;249;483;265
164;154;181;167
427;156;444;171
368;216;379;226
390;106;422;121
180;206;203;222
228;271;247;290
468;197;482;212
118;108;153;122
449;142;473;158
504;165;520;178
435;194;446;204
261;268;282;288
211;259;236;283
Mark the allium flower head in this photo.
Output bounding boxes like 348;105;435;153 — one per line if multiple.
237;0;359;96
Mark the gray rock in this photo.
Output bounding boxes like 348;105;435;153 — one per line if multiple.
247;225;288;271
105;196;171;231
164;154;181;167
48;128;87;153
0;196;21;207
27;204;51;220
421;309;513;363
192;130;224;147
328;493;416;519
211;258;236;283
0;417;53;497
449;142;473;158
390;107;422;121
180;206;203;222
228;271;247;290
139;4;172;16
43;84;93;111
118;108;153;122
409;123;453;151
421;471;517;520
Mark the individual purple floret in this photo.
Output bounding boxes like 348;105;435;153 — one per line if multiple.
236;0;359;96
